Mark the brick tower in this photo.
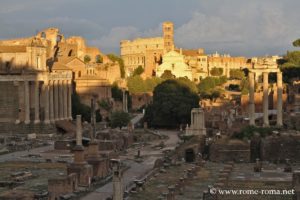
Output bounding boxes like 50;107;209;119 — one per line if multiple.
163;21;174;53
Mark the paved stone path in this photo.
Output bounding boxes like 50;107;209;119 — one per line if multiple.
81;130;179;200
0;145;53;162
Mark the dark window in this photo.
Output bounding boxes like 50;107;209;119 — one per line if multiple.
68;50;73;57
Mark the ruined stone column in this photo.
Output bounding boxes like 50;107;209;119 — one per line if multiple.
112;159;123;200
63;81;68;120
249;72;255;126
24;80;30;124
76;115;82;146
67;81;72;120
59;80;64;120
263;72;269;127
49;80;55;123
54;80;59;121
44;81;50;124
34;81;40;124
277;72;283;127
122;90;126;112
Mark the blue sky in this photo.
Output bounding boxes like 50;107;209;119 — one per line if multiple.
0;0;299;56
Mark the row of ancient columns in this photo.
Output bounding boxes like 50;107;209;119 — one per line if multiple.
248;71;283;127
23;80;72;124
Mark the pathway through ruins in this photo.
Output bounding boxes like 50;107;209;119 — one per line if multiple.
82;130;179;200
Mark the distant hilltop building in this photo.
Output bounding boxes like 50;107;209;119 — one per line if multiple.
120;21;174;77
207;52;247;77
120;21;264;82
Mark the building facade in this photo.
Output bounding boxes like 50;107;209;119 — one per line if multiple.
0;37;72;125
120;21;174;77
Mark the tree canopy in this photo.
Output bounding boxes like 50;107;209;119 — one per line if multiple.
111;83;123;101
293;39;300;47
127;76;163;94
229;69;245;80
72;92;101;122
144;79;200;128
95;55;103;63
161;70;175;79
84;55;91;63
280;51;300;82
132;65;144;76
110;111;130;129
197;76;227;100
210;67;223;76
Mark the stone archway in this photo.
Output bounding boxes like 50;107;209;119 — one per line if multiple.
185;148;195;163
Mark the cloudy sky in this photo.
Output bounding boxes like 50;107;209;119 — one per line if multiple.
0;0;299;56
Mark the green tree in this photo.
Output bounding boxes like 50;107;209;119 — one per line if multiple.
144;79;200;128
84;55;91;63
72;92;95;122
230;69;245;80
98;99;113;112
198;76;227;100
240;77;249;95
161;70;175;79
95;55;103;63
127;75;146;93
144;77;163;92
132;65;144;76
110;111;130;129
210;67;223;76
107;54;125;78
111;83;123;101
280;51;300;83
293;39;300;47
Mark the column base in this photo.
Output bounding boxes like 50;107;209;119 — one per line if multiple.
276;123;283;127
263;123;269;127
44;120;50;124
24;120;30;125
50;119;55;124
34;119;40;124
15;120;21;124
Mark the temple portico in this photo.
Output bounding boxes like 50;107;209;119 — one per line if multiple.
248;70;283;127
0;71;72;124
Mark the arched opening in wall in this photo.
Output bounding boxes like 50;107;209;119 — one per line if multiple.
185;148;195;163
54;48;59;59
41;32;46;38
56;35;62;43
68;50;73;57
78;71;81;78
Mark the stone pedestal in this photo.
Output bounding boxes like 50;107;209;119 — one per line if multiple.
185;108;206;136
86;141;110;179
67;115;93;187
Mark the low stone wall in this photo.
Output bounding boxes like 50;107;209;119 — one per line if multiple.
48;173;78;200
210;140;250;162
261;135;300;162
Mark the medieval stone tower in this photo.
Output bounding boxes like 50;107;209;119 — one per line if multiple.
163;21;174;53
